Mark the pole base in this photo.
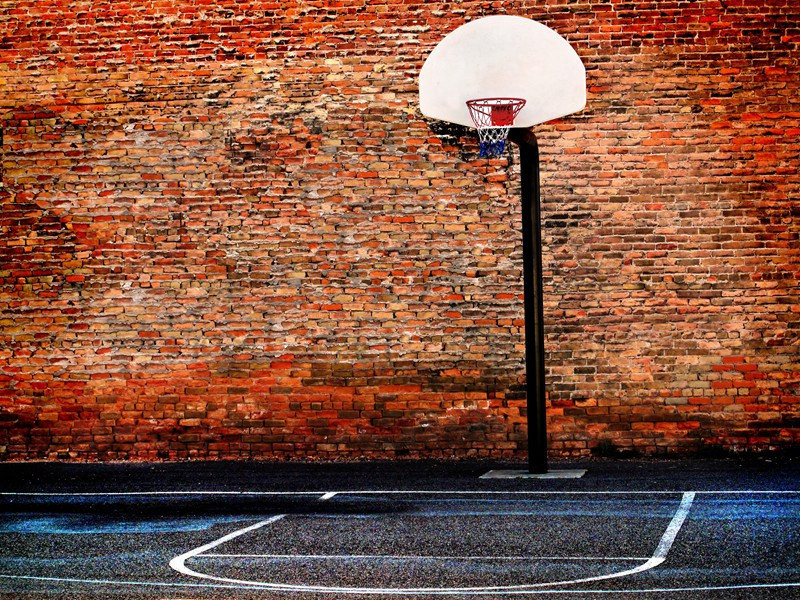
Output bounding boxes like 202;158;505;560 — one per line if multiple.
480;469;587;479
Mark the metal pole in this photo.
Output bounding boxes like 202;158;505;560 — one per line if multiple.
508;129;547;474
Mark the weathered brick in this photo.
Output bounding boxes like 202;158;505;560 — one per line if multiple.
0;0;798;461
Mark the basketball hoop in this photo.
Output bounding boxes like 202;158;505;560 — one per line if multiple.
466;97;526;157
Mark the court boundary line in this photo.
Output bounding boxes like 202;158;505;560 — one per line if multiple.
2;489;798;497
2;573;800;595
167;492;697;594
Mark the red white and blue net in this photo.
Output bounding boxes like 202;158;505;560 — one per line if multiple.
466;98;526;157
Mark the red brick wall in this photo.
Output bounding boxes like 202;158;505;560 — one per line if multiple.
1;1;798;460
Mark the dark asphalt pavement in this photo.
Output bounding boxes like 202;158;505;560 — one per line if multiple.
0;458;798;599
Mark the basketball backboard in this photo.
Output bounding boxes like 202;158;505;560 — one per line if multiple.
419;15;586;129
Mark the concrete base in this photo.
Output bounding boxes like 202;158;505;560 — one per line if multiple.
480;469;587;480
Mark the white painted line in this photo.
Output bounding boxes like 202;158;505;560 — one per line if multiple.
2;573;800;595
514;491;696;592
0;573;245;590
198;553;650;561
654;492;694;559
266;489;792;496
1;489;797;497
0;491;321;497
2;489;796;595
168;515;285;582
485;491;697;592
319;492;337;501
0;491;322;497
169;492;698;593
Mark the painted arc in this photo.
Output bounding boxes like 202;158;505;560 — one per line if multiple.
419;15;586;128
168;493;697;593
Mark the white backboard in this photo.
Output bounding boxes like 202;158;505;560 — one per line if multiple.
419;15;586;128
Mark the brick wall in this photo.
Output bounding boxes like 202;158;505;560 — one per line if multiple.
1;1;798;460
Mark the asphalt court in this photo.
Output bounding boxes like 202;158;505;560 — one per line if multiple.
0;460;799;599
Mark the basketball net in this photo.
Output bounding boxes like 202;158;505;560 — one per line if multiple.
466;98;526;158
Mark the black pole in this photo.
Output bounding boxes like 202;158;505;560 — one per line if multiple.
508;129;547;474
